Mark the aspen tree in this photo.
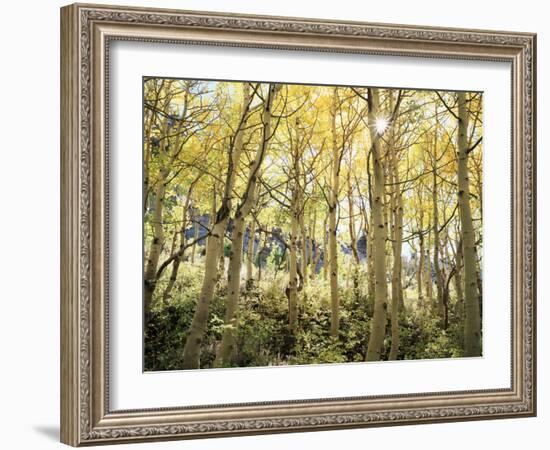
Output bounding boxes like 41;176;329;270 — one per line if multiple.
457;92;481;357
365;88;388;361
182;84;253;369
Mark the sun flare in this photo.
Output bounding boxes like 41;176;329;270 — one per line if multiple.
375;117;389;134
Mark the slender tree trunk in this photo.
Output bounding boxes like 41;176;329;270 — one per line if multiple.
215;214;246;366
328;88;341;338
144;172;166;314
433;178;445;321
475;246;483;321
300;216;308;287
367;213;375;312
366;88;388;361
288;114;303;333
322;213;329;281
454;235;464;318
182;220;226;369
432;123;445;323
288;203;299;333
312;243;321;280
348;183;360;265
389;206;403;360
441;233;451;329
457;92;481;357
384;191;392;280
257;232;267;282
182;83;252;369
418;231;425;308
384;92;404;360
216;185;226;280
389;128;403;358
246;220;256;282
162;181;197;303
309;209;318;279
215;84;279;366
143;128;154;214
218;233;226;279
206;185;217;250
162;230;180;304
442;270;453;331
143;80;165;214
190;209;199;264
424;243;433;307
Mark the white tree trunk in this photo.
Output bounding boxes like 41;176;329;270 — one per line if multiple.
366;88;388;361
457;92;481;357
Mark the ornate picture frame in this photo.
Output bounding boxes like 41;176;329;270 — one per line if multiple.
60;3;536;446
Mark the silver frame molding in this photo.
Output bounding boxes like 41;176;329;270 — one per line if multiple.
60;3;536;446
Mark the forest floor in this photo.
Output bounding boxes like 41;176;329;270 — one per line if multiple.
144;260;466;371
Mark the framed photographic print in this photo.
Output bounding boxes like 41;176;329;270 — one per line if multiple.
60;3;536;446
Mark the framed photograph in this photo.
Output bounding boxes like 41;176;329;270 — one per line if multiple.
60;3;536;446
